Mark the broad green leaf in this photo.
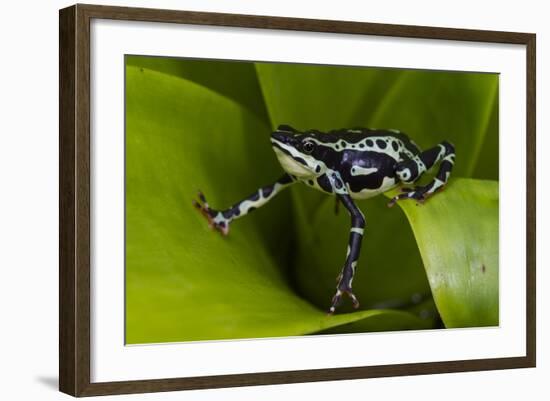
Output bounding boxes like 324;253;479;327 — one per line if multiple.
317;307;436;335
255;62;404;131
369;70;499;177
125;64;428;343
472;86;499;180
126;55;270;122
385;179;499;327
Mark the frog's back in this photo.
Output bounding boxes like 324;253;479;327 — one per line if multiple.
319;128;421;155
313;128;424;200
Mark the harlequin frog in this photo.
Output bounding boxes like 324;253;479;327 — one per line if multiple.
193;125;455;313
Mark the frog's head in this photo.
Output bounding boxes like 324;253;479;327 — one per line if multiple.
270;125;326;178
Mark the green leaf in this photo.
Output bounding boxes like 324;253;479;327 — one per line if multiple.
385;178;499;327
471;87;499;180
368;70;499;177
125;64;427;343
317;307;436;335
255;62;404;131
126;55;270;122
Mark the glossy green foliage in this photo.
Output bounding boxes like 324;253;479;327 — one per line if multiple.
385;179;499;327
125;56;499;343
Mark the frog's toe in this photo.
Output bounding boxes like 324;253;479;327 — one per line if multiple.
410;187;434;205
328;290;343;314
328;287;360;314
386;197;399;208
192;195;212;221
387;186;429;207
387;193;407;207
387;187;412;207
193;190;210;212
215;221;230;236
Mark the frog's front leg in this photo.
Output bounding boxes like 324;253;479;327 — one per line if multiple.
388;141;455;207
193;173;295;236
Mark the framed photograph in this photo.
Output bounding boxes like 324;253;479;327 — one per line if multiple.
59;4;536;397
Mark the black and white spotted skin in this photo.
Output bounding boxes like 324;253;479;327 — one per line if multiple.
194;124;455;313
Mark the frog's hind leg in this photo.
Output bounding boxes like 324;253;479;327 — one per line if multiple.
329;193;365;314
193;173;295;236
388;141;455;207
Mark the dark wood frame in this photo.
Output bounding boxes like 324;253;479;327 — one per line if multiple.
59;3;536;397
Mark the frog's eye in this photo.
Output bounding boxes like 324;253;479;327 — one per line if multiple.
302;141;315;154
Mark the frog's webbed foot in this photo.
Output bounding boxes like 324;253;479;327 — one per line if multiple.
387;185;441;208
328;281;360;314
192;191;230;236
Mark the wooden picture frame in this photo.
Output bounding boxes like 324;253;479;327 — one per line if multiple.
59;3;536;397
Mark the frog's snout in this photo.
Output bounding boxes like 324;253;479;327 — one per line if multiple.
271;131;294;146
271;125;299;145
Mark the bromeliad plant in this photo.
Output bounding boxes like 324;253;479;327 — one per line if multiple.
125;56;499;344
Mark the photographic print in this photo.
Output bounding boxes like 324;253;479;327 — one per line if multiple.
124;55;499;345
60;5;537;395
